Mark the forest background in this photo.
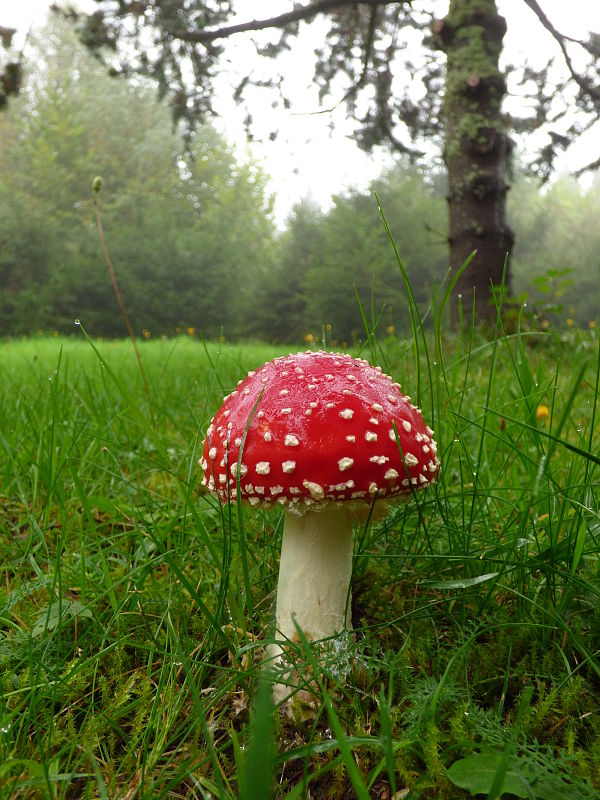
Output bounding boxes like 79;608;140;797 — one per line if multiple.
1;20;599;344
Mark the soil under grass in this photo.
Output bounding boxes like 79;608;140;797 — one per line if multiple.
0;328;599;799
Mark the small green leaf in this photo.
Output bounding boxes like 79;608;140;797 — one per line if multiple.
428;572;499;590
447;752;531;797
32;600;92;638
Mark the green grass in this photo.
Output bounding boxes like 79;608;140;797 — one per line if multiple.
0;321;599;799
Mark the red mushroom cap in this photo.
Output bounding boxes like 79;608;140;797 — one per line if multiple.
200;351;439;513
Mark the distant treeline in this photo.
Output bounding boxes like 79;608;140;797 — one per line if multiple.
1;21;598;343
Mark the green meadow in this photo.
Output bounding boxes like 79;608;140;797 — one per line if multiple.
0;321;599;798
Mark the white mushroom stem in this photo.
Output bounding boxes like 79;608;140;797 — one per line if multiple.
275;507;354;645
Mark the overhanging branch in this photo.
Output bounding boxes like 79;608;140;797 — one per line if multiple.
307;3;380;115
574;152;600;177
521;0;600;104
167;0;395;44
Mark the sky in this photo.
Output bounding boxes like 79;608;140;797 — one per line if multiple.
3;0;600;223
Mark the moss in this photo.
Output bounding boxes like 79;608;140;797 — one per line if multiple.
445;110;504;159
442;0;506;160
422;720;443;781
446;25;503;80
445;0;502;31
462;112;501;139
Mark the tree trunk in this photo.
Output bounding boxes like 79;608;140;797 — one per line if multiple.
435;0;514;324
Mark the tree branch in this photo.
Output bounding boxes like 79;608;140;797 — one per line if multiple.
574;152;600;178
167;0;395;44
520;0;600;104
307;3;380;115
349;4;379;96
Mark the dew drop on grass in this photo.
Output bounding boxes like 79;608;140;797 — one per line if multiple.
74;319;80;326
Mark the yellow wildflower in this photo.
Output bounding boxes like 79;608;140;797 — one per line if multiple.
536;405;550;423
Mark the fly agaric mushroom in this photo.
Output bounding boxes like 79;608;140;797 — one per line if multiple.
200;351;439;675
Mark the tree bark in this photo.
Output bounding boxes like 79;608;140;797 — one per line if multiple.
436;0;514;324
